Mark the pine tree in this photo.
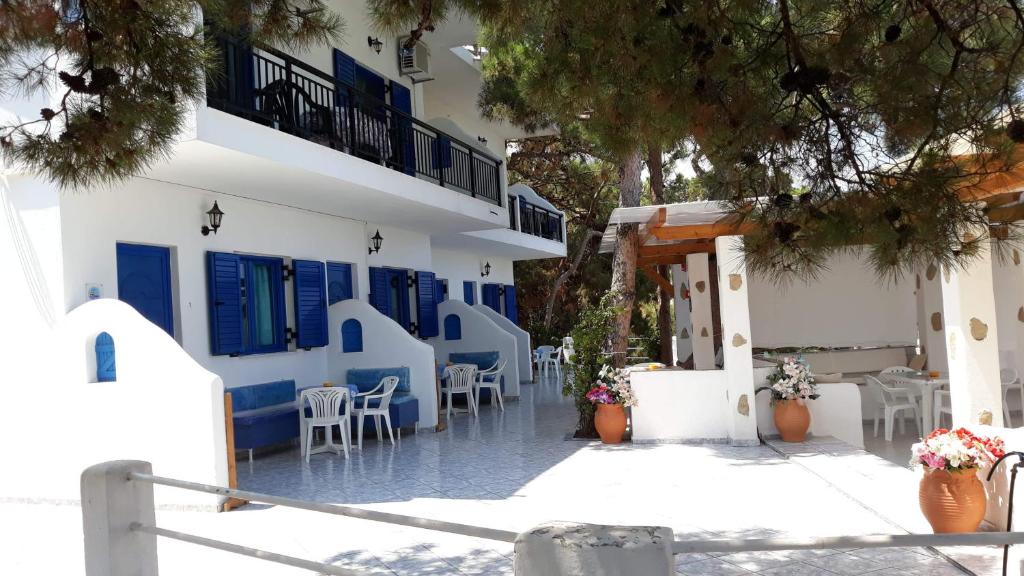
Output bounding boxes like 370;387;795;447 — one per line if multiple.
0;0;343;188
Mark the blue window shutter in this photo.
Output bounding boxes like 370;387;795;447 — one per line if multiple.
503;285;518;324
390;80;416;176
435;279;447;302
368;267;390;317
95;332;116;382
293;260;328;349
433;136;452;170
333;48;356;87
443;314;462;341
341;319;363;352
463;281;475;305
415;271;439;338
394;269;412;331
207;252;243;356
327;262;354;305
482;283;501;313
356;64;386;101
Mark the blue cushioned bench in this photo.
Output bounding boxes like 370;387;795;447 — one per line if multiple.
346;367;419;433
449;351;504;403
230;380;299;460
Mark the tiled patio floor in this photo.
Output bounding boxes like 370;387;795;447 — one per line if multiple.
2;374;973;575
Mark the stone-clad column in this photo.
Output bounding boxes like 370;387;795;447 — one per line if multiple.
919;263;948;372
715;236;758;445
671;264;693;367
686;253;716;370
941;236;1004;427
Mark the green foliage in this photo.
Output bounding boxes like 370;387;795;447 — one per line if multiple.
0;0;343;189
565;291;620;436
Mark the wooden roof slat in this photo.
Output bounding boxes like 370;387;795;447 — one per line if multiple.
640;266;674;296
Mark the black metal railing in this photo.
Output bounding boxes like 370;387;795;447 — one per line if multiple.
508;195;518;229
518;198;564;242
206;36;503;207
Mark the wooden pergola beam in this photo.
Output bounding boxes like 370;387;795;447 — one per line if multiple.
640;266;674;296
651;220;757;242
640;207;667;246
639;241;717;258
988;203;1024;224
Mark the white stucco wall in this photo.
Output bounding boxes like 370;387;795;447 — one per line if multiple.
0;299;226;509
326;299;439;430
428;300;520;397
474;304;533;383
753;367;865;448
748;250;917;349
630;370;729;442
431;247;514;302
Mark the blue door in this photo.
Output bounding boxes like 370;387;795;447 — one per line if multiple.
116;243;174;336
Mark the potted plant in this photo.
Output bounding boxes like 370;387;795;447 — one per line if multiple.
759;357;818;442
911;428;1004;533
585;365;637;444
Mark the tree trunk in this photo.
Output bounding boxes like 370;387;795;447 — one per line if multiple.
647;144;674;364
610;148;644;368
544;229;603;328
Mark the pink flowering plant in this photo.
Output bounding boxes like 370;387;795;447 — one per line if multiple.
910;428;1005;472
584;365;637;407
760;356;818;405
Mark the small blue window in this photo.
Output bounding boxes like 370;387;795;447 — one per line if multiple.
96;332;116;382
341;319;363;353
443;314;462;341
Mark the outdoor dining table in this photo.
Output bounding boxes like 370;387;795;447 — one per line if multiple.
880;371;950;433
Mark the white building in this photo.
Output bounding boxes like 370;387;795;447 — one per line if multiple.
0;1;564;505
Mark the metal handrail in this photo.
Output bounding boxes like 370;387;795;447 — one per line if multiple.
672;531;1024;554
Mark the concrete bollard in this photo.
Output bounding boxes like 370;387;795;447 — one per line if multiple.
81;460;158;576
514;521;674;575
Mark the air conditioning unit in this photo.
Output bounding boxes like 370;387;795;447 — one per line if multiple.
398;37;432;81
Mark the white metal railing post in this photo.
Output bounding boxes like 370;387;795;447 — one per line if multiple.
82;460;158;576
514;522;674;576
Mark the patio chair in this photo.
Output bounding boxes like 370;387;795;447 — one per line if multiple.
1002;368;1022;427
475;358;508;412
865;375;921;442
539;347;562;380
534;345;554;373
880;365;923;429
353;375;400;449
299;387;351;463
443;364;478;418
934;387;953;429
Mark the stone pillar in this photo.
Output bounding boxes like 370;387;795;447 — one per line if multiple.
686;253;715;370
993;246;1024;374
919;263;948;372
715;236;758;445
940;238;1004;427
81;460;158;576
671;264;693;368
514;522;674;576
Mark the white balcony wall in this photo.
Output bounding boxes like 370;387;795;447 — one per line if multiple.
428;300;520;397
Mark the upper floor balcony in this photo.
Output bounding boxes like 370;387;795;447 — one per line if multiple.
508;194;564;243
206;35;503;207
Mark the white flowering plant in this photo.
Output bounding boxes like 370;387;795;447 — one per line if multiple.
760;356;818;405
584;365;638;407
910;428;1005;472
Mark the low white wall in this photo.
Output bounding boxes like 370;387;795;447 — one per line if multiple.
0;299;227;509
754;367;865;447
748;250;917;349
630;370;730;442
428;300;520;397
474;304;532;383
799;347;912;374
326;299;438;430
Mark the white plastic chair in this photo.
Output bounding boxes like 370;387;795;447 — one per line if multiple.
539;347;562;380
1002;368;1022;427
475;358;508;412
299;387;350;463
880;366;923;429
443;364;477;418
865;375;921;442
352;376;400;449
933;387;953;429
534;345;554;373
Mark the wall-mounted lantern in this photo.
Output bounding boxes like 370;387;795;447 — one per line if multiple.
201;201;224;236
367;36;383;54
480;261;492;277
477;136;488;145
368;229;384;254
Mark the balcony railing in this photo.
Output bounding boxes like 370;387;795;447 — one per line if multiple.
517;197;564;242
206;36;502;207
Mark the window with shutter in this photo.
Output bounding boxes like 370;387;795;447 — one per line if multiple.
463;281;476;305
207;251;287;356
503;284;518;324
207;251;243;356
368;267;391;317
293;260;328;349
95;332;116;382
482;283;502;314
435;278;448;302
415;270;438;338
327;262;354;304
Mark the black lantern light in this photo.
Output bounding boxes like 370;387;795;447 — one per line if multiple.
201;201;224;236
481;261;492;277
368;229;384;254
367;36;383;54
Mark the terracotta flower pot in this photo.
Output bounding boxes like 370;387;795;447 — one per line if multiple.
595;403;627;444
773;399;810;442
919;467;987;533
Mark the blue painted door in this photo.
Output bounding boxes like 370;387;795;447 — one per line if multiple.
116;243;174;336
390;80;416;175
482;283;502;314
